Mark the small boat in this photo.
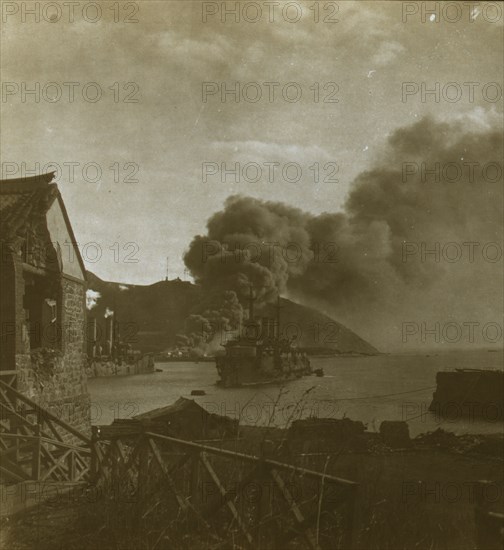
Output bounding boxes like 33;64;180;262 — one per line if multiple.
191;389;206;396
314;368;324;377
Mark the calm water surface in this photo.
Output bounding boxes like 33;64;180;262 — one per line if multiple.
88;349;503;436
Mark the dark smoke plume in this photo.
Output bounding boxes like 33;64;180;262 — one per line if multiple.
175;290;243;352
184;117;503;349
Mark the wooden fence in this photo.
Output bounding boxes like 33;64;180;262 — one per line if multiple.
2;373;501;549
92;427;358;550
0;378;91;484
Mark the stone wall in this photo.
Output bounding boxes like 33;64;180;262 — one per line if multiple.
14;273;91;442
2;190;91;445
87;354;155;378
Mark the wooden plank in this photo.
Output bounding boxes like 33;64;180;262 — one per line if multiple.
0;380;90;444
167;451;192;476
39;437;91;453
32;425;41;480
202;463;263;520
190;451;200;509
148;438;189;512
0;464;28;483
120;437;142;470
90;427;99;481
0;403;54;440
94;446;111;483
68;450;76;480
113;439;138;487
40;446;73;481
270;468;320;550
200;451;255;548
137;437;150;525
0;456;31;480
0;383;16;405
146;432;355;488
0;440;36;457
43;417;64;442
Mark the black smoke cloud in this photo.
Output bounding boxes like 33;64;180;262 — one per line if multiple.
175;290;243;352
184;117;503;349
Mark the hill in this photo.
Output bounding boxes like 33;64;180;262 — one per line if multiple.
86;272;378;356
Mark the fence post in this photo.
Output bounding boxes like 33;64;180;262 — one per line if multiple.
187;449;201;532
68;450;76;481
90;426;99;482
190;451;200;509
32;424;41;480
136;434;149;531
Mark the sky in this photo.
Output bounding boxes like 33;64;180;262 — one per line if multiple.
1;0;503;286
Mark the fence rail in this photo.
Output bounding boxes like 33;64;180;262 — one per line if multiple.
0;379;91;484
0;370;17;389
2;381;503;549
92;428;358;550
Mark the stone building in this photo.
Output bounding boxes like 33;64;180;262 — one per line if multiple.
0;172;90;437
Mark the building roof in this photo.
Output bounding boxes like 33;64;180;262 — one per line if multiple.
0;172;87;278
133;397;207;421
0;173;58;241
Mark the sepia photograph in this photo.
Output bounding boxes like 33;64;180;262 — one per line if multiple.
0;1;503;549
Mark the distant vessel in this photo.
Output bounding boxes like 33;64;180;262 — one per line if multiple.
156;353;214;363
215;290;312;388
429;368;504;421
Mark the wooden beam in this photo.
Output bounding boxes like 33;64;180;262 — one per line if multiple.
202;463;263;520
146;432;355;489
270;468;320;550
200;451;255;548
0;380;91;444
21;262;52;277
39;446;73;481
32;424;41;480
0;464;28;483
148;438;189;512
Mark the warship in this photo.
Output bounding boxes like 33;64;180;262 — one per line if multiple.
215;290;312;387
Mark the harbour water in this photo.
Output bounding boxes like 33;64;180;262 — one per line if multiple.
88;349;504;437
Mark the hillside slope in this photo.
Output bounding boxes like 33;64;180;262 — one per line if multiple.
86;272;378;355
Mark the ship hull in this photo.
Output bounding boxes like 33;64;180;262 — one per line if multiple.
215;356;311;388
216;371;305;388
